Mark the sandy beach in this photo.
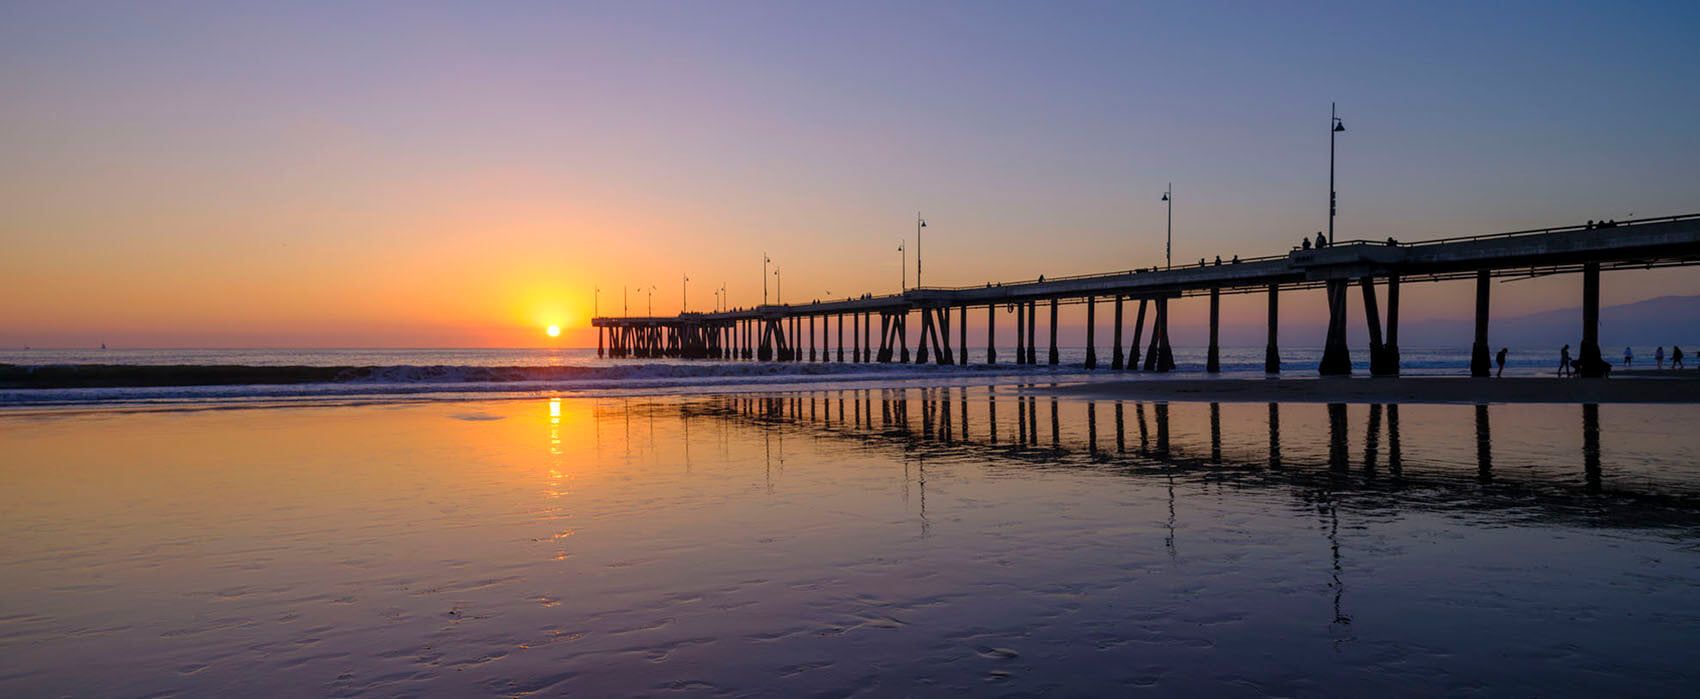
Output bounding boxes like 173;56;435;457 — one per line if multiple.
1048;375;1700;403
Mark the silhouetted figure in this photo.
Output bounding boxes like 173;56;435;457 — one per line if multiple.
1674;346;1685;369
1623;346;1633;367
1386;237;1397;246
1496;347;1508;377
1586;219;1595;229
1656;345;1665;369
1213;255;1221;266
1302;237;1312;250
1315;232;1327;249
1558;344;1573;377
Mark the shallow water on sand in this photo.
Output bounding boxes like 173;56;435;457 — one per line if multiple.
3;390;1700;696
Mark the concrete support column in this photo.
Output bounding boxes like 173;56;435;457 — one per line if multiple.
862;313;871;363
1085;296;1098;369
1111;296;1124;370
809;315;817;362
1048;298;1060;366
1142;299;1160;371
916;308;932;365
1206;287;1221;373
1265;283;1280;373
1015;302;1026;364
1319;279;1352;375
987;304;997;364
1129;299;1147;371
1363;276;1389;376
959;305;968;367
1471;269;1491;377
597;326;604;358
837;314;845;362
1385;274;1401;375
1156;298;1175;372
898;312;910;364
1580;262;1605;377
1026;301;1037;365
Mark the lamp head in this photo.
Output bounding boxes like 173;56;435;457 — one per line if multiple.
1334;121;1345;132
1161;192;1169;201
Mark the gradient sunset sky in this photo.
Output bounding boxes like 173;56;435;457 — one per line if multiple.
4;1;1697;348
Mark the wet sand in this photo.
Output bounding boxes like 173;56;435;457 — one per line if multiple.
1049;375;1700;403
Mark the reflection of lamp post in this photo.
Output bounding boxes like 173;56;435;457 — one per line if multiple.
1329;102;1346;244
1161;184;1172;270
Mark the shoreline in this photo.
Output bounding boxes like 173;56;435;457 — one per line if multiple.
1046;375;1700;404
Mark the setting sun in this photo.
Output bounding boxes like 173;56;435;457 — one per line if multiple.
546;325;560;337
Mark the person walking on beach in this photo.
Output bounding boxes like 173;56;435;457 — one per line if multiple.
1656;346;1665;369
1496;348;1508;377
1558;344;1573;377
1624;346;1633;367
1674;346;1685;369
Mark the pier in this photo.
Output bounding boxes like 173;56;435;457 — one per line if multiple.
594;213;1700;376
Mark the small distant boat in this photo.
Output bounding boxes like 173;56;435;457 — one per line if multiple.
100;343;106;350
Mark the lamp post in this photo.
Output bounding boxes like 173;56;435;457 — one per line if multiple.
594;286;600;317
648;285;655;316
762;253;770;305
898;240;906;291
1161;183;1172;270
623;286;628;315
915;212;927;288
773;267;781;305
682;274;689;313
1329;102;1346;244
720;283;726;311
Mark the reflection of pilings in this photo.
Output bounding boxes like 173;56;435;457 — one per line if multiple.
1016;395;1028;444
1209;402;1222;464
1088;402;1099;455
1027;394;1038;445
1267;402;1281;469
988;393;998;444
1154;403;1170;456
1387;404;1402;477
1136;402;1150;454
1583;403;1601;492
1050;397;1060;449
1327;403;1349;471
1115;402;1126;453
1475;404;1492;483
1364;403;1382;476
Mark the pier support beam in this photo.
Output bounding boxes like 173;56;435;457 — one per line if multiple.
862;312;871;362
1265;284;1280;373
1048;298;1060;365
959;305;968;366
1206;287;1221;373
597;326;604;358
1157;298;1175;372
1129;299;1146;371
987;304;996;364
1085;296;1098;369
809;316;817;362
898;312;910;364
1110;296;1124;370
1027;301;1037;365
837;314;844;362
1363;276;1390;376
1143;300;1160;371
1384;274;1401;375
1580;262;1606;377
1319;280;1352;375
916;308;931;364
1471;269;1491;377
1015;302;1026;364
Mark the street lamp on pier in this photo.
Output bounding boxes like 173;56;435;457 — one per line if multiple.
1161;184;1172;270
1329;102;1346;245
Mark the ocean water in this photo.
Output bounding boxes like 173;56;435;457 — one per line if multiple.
3;389;1699;695
0;346;1618;406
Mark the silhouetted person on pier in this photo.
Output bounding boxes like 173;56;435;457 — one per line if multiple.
1315;232;1327;249
1302;237;1312;250
1496;347;1508;377
1558;344;1573;377
1655;346;1664;369
1624;346;1633;367
1586;220;1595;229
1214;255;1222;266
1674;346;1685;369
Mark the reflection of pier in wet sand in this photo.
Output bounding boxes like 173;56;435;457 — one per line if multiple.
639;388;1698;530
